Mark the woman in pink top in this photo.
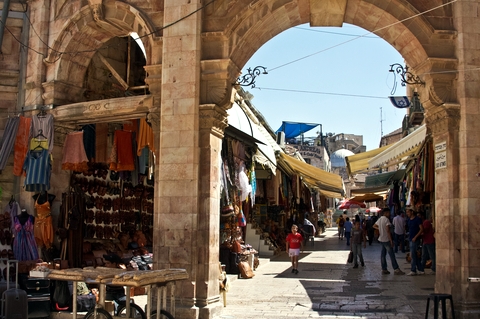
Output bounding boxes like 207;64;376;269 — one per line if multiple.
286;224;303;274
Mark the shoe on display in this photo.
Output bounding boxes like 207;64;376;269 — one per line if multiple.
382;270;390;275
406;271;417;276
394;269;405;275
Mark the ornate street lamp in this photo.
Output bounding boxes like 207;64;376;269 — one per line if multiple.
234;66;268;88
389;63;425;95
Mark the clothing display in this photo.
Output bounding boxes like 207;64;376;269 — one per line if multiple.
82;124;96;161
23;149;52;192
29;138;49;151
34;195;54;249
62;131;89;171
31;113;54;153
13;214;39;261
109;130;135;171
13;116;32;176
137;118;155;155
0;116;20;171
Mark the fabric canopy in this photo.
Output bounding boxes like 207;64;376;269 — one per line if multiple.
345;144;393;176
279;153;344;196
368;125;426;168
276;121;319;139
365;169;406;189
350;193;384;202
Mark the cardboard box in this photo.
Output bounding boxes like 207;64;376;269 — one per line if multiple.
29;270;50;278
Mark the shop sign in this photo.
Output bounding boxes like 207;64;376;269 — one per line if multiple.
435;141;447;170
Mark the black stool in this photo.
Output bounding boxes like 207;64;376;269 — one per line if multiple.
425;293;455;319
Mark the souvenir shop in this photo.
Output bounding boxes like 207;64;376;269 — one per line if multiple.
217;132;325;275
0;105;157;278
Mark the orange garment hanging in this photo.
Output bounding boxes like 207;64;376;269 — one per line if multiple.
13;116;32;176
137;118;156;156
34;194;54;249
109;130;135;171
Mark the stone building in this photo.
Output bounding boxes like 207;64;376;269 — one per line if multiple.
0;1;479;318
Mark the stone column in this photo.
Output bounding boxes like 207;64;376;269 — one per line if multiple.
25;0;50;107
196;104;227;318
157;1;202;318
428;1;480;316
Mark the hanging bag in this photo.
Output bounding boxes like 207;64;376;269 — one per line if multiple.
347;251;353;263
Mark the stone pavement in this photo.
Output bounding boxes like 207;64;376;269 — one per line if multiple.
213;227;436;319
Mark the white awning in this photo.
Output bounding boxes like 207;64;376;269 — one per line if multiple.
368;124;426;168
227;103;277;172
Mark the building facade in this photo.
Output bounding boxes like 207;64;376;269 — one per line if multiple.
0;1;479;318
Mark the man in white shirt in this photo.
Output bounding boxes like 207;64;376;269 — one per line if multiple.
373;208;405;275
392;211;406;253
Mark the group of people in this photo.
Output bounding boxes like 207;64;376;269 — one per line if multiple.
285;207;436;276
333;207;436;275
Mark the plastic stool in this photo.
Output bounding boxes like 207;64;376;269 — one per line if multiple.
425;293;455;319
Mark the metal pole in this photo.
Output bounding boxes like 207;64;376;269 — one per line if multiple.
0;0;12;53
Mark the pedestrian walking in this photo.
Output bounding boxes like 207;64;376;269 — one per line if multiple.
337;215;345;240
365;216;374;245
373;208;405;275
351;220;366;268
392;211;406;253
419;211;436;274
285;224;303;274
406;208;424;275
344;217;353;246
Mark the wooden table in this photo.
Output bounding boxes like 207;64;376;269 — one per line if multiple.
47;267;188;319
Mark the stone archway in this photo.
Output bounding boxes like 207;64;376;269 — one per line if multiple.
194;1;476;318
40;1;159;106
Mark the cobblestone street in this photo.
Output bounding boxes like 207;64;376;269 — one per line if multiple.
214;227;436;319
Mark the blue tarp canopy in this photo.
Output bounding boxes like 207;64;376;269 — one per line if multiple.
276;121;319;139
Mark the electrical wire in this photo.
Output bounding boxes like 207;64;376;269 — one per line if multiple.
269;0;458;72
253;86;387;100
293;27;380;39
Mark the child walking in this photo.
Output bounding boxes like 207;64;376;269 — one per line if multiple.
351;221;366;268
286;224;303;274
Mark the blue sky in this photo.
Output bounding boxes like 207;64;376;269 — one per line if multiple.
242;23;407;151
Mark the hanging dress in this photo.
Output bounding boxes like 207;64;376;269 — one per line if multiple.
109;130;135;171
13;215;39;261
61;131;89;172
34;195;54;249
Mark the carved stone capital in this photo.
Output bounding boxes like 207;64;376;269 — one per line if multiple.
147;108;160;133
200;59;238;109
144;64;162;95
199;104;228;139
425;103;460;135
414;58;458;106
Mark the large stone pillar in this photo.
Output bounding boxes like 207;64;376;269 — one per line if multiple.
157;1;202;318
428;1;480;317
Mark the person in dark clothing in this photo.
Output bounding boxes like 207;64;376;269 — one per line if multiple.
103;253;127;312
365;216;375;246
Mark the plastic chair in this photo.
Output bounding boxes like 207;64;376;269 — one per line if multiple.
425;293;455;319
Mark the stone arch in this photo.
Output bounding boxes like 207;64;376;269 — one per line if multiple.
202;0;456;108
44;1;159;102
